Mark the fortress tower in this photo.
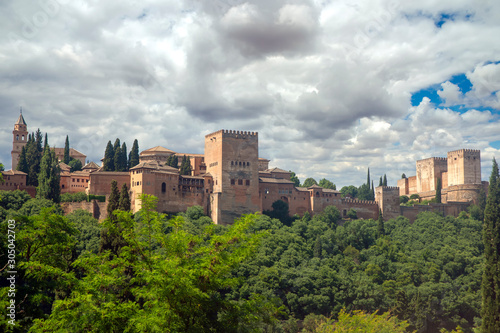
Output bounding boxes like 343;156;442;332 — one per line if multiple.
11;111;28;170
416;157;448;193
204;130;260;225
447;149;481;186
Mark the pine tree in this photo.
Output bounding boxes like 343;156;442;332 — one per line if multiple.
379;176;383;187
103;141;115;171
377;209;385;236
481;158;500;332
100;179;126;255
16;146;29;174
36;146;60;203
435;178;442;203
383;174;388;187
119;183;131;211
63;135;70;164
128;139;140;169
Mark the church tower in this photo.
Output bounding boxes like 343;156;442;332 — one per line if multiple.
11;110;28;170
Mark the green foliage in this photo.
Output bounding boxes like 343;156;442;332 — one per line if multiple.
316;309;410;332
347;208;357;219
377;209;385;236
302;177;318;187
113;141;128;172
63;135;70;164
263;200;292;226
410;193;420;200
66;209;101;257
30;195;270;332
88;194;106;202
481;158;500;333
436;178;442;203
128;139;140;169
179;155;192;175
25;130;44;186
68;158;82;172
319;178;336;190
340;185;358;198
17;198;63;216
102;140;114;171
289;171;300;187
167;154;179;168
0;190;32;210
16;146;29;174
119;183;130;211
400;195;409;204
36;146;61;203
60;192;88;203
383;174;387;187
100;180;123;254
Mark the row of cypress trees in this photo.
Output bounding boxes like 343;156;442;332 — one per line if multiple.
102;138;140;171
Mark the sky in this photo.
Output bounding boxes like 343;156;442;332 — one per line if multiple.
0;0;499;188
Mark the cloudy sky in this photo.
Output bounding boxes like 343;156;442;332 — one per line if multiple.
1;0;499;188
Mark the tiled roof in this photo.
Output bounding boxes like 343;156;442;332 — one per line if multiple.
140;146;176;154
1;170;27;175
83;161;100;170
323;188;341;193
52;148;86;157
130;161;179;172
15;113;27;125
259;177;294;184
307;184;322;189
265;167;290;174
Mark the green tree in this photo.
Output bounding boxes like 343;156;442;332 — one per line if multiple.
30;195;268;333
379;176;383;187
36;146;61;203
0;164;3;184
371;180;375;200
128;139;140;169
17;146;29;174
383;174;388;186
100;180;125;255
319;178;336;190
435;178;442;203
289;171;300;187
119;183;130;211
179;155;192;175
377;209;385;236
106;179;120;221
340;185;358;198
102;140;114;171
68;158;82;172
264;199;291;226
63;135;70;164
26;130;43;186
167;154;179;168
347;208;357;219
118;142;128;171
316;309;410;332
113;144;123;172
481;158;500;333
302;178;318;187
367;168;371;189
400;195;409;204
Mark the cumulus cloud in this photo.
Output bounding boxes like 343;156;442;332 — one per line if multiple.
0;0;499;187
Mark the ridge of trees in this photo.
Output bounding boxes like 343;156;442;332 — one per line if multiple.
103;138;140;172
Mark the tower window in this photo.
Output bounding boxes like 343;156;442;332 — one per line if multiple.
231;179;235;185
239;161;241;166
231;161;234;165
22;135;25;141
162;182;166;193
238;179;243;185
16;135;19;140
245;180;250;186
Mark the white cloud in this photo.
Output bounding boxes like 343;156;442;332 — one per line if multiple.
0;0;499;187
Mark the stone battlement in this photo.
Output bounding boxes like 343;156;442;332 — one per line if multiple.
417;156;447;163
448;148;480;154
378;186;399;191
342;198;378;205
205;129;258;138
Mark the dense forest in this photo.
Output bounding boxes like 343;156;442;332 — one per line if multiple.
0;186;490;332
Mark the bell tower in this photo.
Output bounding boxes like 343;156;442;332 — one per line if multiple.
11;109;28;170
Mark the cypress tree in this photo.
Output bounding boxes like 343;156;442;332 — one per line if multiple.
128;139;140;169
180;155;191;175
481;158;500;332
113;146;122;172
435;178;442;203
44;132;49;149
36;146;60;203
371;180;375;201
383;174;388;187
121;142;128;171
367;168;370;188
172;155;178;168
16;146;29;174
377;209;385;237
379;176;383;187
119;183;130;211
63;135;70;164
103;141;115;171
107;180;120;221
26;133;42;186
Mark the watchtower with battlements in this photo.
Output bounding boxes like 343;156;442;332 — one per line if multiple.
447;149;481;186
204;130;260;225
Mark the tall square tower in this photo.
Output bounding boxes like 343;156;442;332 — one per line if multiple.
447;149;481;186
11;112;28;170
204;130;260;225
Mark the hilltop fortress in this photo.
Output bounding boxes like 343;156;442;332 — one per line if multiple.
1;114;487;223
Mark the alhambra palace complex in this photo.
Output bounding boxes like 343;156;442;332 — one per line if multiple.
1;113;488;224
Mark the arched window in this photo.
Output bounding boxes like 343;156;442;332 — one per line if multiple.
21;135;25;141
16;135;19;140
161;182;166;193
316;191;320;197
